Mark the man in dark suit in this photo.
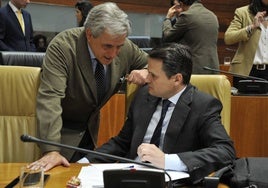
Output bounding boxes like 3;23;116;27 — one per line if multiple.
28;2;148;172
86;43;236;184
162;0;219;74
0;0;35;51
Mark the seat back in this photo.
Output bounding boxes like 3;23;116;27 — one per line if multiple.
190;75;231;134
126;75;231;134
0;66;41;162
0;51;45;67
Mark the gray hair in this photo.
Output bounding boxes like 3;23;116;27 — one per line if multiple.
84;2;131;37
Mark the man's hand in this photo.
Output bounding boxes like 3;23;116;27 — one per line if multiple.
27;151;70;171
166;4;182;19
127;69;148;85
137;143;165;169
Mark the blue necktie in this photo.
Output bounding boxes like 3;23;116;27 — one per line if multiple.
95;59;105;103
150;99;171;147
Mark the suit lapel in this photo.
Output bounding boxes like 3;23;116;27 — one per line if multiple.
131;94;160;153
163;85;194;152
76;30;97;102
7;5;23;35
104;57;122;101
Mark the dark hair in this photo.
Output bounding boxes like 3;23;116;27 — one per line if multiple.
148;43;192;84
178;0;201;6
249;0;268;15
33;34;47;52
75;1;93;27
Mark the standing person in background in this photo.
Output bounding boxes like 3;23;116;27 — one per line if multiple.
224;0;268;88
0;0;35;51
75;0;93;27
162;0;219;74
28;2;148;172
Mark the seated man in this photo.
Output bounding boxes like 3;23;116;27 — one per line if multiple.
85;43;236;184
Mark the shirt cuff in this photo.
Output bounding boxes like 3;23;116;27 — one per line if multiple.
165;154;188;171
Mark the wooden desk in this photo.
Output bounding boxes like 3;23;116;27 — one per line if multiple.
0;163;228;188
230;95;268;157
0;163;87;187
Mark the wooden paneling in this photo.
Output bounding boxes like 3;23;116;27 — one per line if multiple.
31;0;169;14
230;95;268;157
98;93;126;147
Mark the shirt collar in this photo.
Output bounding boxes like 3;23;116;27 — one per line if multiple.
87;44;96;60
9;1;20;13
165;85;187;105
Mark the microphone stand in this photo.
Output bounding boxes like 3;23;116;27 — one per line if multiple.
21;134;173;188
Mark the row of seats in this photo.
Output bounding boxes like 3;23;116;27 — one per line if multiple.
0;51;231;162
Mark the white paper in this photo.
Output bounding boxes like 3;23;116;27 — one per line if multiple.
78;163;189;188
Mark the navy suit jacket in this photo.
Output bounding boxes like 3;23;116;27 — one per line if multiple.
87;84;236;183
0;4;35;51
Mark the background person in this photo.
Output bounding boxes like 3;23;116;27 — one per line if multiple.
0;0;35;51
33;34;47;52
28;2;148;172
75;0;93;27
162;0;219;74
224;0;268;88
86;43;236;184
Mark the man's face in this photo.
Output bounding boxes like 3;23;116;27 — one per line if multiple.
86;29;126;65
12;0;30;9
146;58;182;99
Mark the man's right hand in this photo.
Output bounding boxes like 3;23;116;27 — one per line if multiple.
27;151;70;171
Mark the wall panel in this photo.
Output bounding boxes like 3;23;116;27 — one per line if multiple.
29;0;250;63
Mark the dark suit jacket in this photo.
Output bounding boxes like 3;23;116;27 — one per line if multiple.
37;27;148;160
162;2;219;74
0;4;35;51
87;84;236;183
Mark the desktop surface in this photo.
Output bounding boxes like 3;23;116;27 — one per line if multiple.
0;163;229;188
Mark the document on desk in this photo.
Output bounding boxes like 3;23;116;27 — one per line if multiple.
78;163;189;188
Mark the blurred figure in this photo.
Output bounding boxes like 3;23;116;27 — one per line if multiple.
170;0;180;25
162;0;219;74
33;34;47;52
224;0;268;88
75;0;93;27
0;0;35;51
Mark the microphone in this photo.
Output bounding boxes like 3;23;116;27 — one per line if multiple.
20;134;176;188
203;66;268;94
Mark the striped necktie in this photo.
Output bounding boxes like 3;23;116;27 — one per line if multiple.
17;10;25;34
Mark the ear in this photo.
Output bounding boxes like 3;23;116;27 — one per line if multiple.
85;28;93;41
173;73;183;86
